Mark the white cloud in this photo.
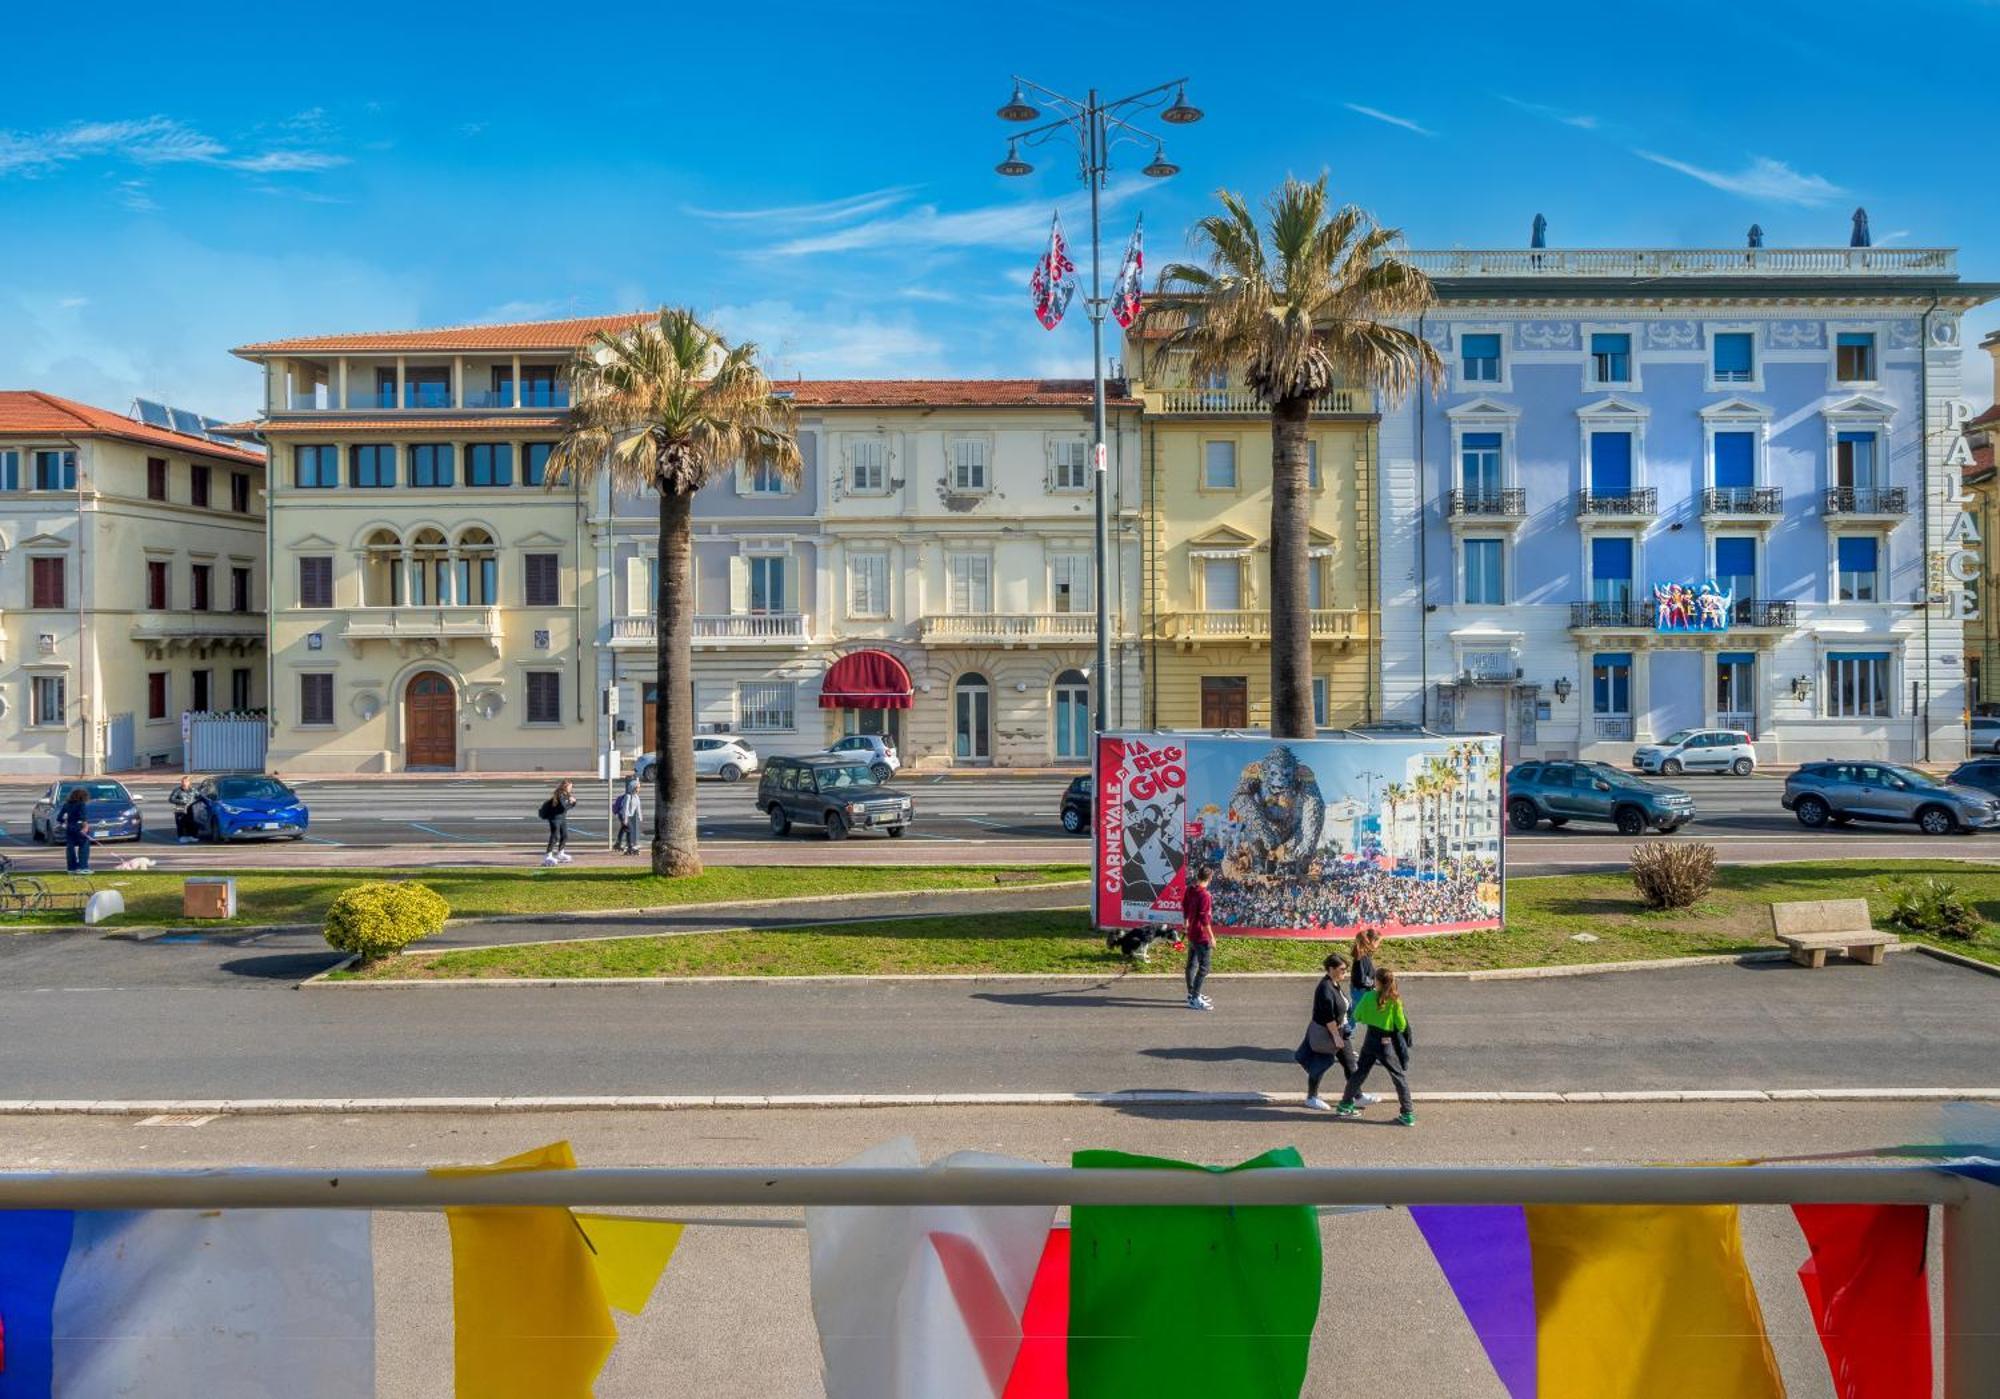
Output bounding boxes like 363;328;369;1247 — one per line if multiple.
0;115;345;180
112;179;157;212
763;181;1141;258
1499;95;1598;130
687;185;921;226
707;298;948;378
227;149;347;173
1634;151;1848;206
1342;103;1435;137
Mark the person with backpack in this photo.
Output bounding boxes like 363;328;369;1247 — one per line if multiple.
613;776;643;855
1337;966;1415;1126
539;780;575;866
1293;953;1355;1111
59;787;93;874
1181;866;1215;1010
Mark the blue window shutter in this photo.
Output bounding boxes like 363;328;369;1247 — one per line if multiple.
1592;535;1633;579
1463;431;1501;450
1837;537;1878;572
1713;432;1755;488
1717;651;1754;667
1590;432;1633;493
1714;333;1753;376
1714;538;1756;577
1836;332;1873;349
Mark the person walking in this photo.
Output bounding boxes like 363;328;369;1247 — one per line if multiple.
1181;867;1215;1010
59;787;92;874
1346;928;1382;1035
613;776;644;855
539;780;575;866
169;775;199;844
1337;966;1415;1126
1293;953;1356;1111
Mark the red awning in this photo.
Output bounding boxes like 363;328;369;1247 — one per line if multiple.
819;649;914;709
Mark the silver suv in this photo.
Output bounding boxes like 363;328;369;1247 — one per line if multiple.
1783;761;2000;836
1632;728;1755;776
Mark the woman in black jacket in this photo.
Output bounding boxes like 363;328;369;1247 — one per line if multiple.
540;780;575;866
1293;953;1355;1111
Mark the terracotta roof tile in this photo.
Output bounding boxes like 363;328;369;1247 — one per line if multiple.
0;390;264;465
234;313;656;356
252;416;567;434
1970;402;2000;429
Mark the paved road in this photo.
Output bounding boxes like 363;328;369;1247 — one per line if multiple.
0;943;1991;1100
0;1102;1965;1399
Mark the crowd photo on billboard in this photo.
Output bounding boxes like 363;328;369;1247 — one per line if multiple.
1095;732;1503;939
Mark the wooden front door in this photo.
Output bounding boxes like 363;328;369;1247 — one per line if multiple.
405;671;457;769
1201;676;1248;729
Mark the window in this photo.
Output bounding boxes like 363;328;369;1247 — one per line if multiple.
230;472;251;513
231;667;252;711
1590;331;1632;384
849;551;889;617
146;560;170;610
0;450;18;490
1591;536;1634;604
349;444;395;488
31;675;65;727
1835;431;1878;489
1837;536;1880;602
1717;653;1755;724
1051;553;1091;613
1713;332;1755;383
747;555;787;613
739;681;795;732
1826;651;1891;717
190;563;212;612
947;553;992;612
524;553;560;607
1462;332;1502;382
147;457;168;501
1714;537;1756;602
747;459;788;494
1588;431;1633;495
522;442;554;487
1202;555;1243;610
1713;431;1755;489
298;556;334;608
488;366;515;407
373;368;398;408
299;673;334;726
1307;440;1321;489
1307;556;1326;608
31;556;65;608
231;567;251;613
519;365;564;408
34;450;77;490
147;672;169;721
1054;669;1090;760
1460;432;1502;498
1464;538;1504;604
408;444;454;487
191;670;212;714
403;367;451;408
950;438;988;491
1312;677;1330;728
466;443;513;487
850;439;887;493
295;445;339;488
1836;331;1877;383
1053;439;1089;491
1592;653;1632;715
1203;439;1238;490
526;672;562;725
190;464;211;507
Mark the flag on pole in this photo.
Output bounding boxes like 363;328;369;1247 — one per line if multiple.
1110;215;1144;329
1030;212;1076;330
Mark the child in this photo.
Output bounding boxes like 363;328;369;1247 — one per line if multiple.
539;780;575;866
1337;966;1414;1126
613;777;643;855
1346;928;1381;1035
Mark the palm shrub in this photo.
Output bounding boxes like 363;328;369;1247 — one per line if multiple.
323;881;450;962
1628;841;1716;910
1883;877;1982;942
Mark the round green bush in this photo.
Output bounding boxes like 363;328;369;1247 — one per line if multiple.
323;880;450;961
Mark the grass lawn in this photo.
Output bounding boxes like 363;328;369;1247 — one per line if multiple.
0;865;1087;931
344;859;2000;980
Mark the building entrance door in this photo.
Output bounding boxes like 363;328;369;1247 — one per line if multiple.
1201;676;1248;728
405;671;457;769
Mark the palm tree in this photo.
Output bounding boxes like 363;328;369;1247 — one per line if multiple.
1145;174;1442;738
546;309;800;877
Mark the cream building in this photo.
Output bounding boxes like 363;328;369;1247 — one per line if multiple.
0;391;266;774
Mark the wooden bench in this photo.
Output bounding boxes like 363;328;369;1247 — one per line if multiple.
1769;899;1899;968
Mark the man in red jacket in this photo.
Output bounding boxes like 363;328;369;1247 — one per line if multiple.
1181;867;1215;1010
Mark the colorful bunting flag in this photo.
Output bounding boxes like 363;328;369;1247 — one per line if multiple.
1408;1206;1536;1399
1030;212;1077;330
1067;1148;1320;1399
1110;215;1144;329
1793;1204;1932;1399
1001;1226;1069;1399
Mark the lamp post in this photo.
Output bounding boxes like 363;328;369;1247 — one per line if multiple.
995;76;1202;737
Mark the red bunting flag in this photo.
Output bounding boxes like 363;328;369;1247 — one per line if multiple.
1030;212;1076;330
1792;1204;1932;1399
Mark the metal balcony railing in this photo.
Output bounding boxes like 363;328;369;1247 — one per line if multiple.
1730;598;1797;628
1702;487;1783;515
1825;486;1908;515
1576;487;1657;517
1569;600;1652;629
1445;488;1527;518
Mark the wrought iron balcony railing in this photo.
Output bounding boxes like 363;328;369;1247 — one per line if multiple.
1569;600;1652;629
1701;487;1783;515
1824;487;1908;515
1576;488;1657;517
1445;488;1527;518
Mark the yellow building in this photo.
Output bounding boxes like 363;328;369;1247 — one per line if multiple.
1124;344;1381;729
0;392;266;774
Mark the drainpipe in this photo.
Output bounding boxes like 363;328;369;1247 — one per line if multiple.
1920;294;1938;763
1416;310;1430;727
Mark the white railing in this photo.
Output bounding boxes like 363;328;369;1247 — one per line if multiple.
919;612;1098;643
338;606;501;641
613;614;810;643
1155;387;1366;414
130;614;265;642
1401;247;1955;277
1166;608;1361;640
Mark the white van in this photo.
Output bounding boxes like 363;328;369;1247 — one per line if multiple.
1632;729;1756;776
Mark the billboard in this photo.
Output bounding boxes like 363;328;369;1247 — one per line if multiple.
1094;731;1503;939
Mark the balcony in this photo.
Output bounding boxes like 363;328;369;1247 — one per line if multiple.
1576;488;1658;519
1824;486;1908;518
1445;488;1527;527
919;612;1097;645
338;606;502;650
1730;598;1797;630
1401;247;1955;277
1162;608;1362;643
130;613;265;658
1569;600;1652;631
1153;387;1367;414
1701;487;1783;520
609;614;810;649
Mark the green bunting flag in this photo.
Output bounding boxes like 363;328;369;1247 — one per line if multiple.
1068;1148;1321;1399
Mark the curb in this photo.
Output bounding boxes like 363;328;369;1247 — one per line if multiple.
0;1088;1993;1117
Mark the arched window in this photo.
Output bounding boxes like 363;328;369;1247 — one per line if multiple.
409;528;449;605
1053;668;1090;760
953;672;991;762
362;528;403;606
454;527;498;606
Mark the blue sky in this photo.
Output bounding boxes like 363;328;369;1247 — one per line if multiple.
4;0;1997;419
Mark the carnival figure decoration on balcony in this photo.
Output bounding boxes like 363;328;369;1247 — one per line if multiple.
1653;580;1734;633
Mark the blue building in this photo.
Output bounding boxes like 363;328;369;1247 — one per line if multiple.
1378;243;1996;764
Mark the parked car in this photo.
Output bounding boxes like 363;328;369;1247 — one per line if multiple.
637;736;759;784
1505;760;1696;835
29;780;143;844
1947;758;2000;799
758;754;913;839
1970;716;2000;755
826;734;900;781
1631;728;1756;776
1783;762;2000;836
1060;776;1092;834
188;774;310;842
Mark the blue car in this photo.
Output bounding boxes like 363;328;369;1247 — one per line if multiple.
190;775;310;842
29;780;144;843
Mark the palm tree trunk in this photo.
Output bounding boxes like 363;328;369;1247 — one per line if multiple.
652;482;702;877
1269;394;1315;739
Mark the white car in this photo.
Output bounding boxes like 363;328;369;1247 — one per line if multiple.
1970;716;2000;755
1632;728;1756;776
827;734;900;781
636;736;759;784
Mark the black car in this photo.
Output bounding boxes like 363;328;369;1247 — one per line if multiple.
1950;758;2000;799
757;754;913;839
1060;776;1092;834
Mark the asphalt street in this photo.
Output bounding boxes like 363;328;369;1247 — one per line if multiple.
0;1101;1968;1399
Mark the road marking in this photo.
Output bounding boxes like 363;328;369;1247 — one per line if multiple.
407;822;492;844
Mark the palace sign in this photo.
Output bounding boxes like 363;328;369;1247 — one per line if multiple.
1933;399;1982;622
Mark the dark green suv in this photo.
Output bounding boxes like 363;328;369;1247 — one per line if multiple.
757;754;914;840
1505;760;1696;835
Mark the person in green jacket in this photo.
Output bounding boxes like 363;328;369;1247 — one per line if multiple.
1336;966;1414;1125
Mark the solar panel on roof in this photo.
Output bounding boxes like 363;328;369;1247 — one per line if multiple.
169;408;204;435
134;399;172;428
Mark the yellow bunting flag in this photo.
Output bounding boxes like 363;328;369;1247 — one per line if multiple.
577;1213;685;1316
1525;1204;1784;1399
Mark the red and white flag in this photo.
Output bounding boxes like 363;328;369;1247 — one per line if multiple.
1029;211;1076;330
1110;214;1144;328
